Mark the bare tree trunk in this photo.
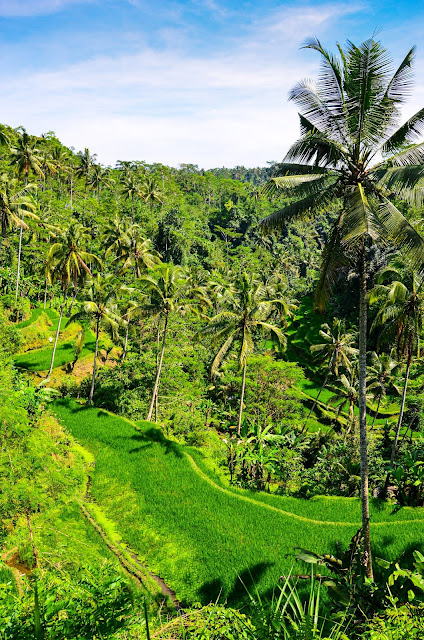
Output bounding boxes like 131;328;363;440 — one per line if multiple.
47;289;67;378
147;313;168;421
237;360;247;436
15;224;23;301
88;316;100;405
68;287;78;314
358;245;373;580
43;279;47;309
121;323;129;362
303;373;329;431
371;396;382;430
26;510;43;639
390;355;411;465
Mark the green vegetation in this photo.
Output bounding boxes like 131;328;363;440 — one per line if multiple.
3;34;424;640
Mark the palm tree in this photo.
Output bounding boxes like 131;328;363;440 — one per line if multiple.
328;367;359;435
89;165;114;202
306;318;358;423
260;38;424;579
10;130;44;300
68;274;123;405
370;268;424;465
45;223;102;377
130;264;206;421
0;175;38;244
120;171;143;222
366;352;400;429
76;148;96;205
141;176;164;212
111;223;162;278
205;272;292;435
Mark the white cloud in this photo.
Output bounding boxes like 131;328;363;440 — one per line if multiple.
1;1;384;167
0;0;90;16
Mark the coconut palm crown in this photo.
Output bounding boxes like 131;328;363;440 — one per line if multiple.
261;38;424;301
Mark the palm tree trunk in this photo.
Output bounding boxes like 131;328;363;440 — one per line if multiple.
390;355;411;465
26;510;43;640
237;360;247;436
15;224;23;301
121;323;129;362
47;289;67;378
303;373;329;430
371;396;382;430
358;245;373;580
68;287;78;314
43;279;48;309
88;316;100;405
147;313;168;422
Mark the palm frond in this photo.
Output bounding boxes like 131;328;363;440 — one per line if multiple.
382;108;424;154
378;197;424;271
314;223;348;312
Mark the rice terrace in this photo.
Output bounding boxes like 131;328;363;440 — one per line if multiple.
4;2;424;638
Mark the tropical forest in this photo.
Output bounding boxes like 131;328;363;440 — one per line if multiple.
3;37;424;639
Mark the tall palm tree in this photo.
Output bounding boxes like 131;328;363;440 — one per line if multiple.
120;171;143;222
366;352;400;429
328;367;359;435
260;38;424;579
130;264;207;421
110;223;162;278
10;130;44;300
68;273;123;405
141;176;164;212
306;318;358;423
76;148;96;205
0;175;38;244
205;272;292;435
370;268;424;464
89;165;114;202
45;223;102;377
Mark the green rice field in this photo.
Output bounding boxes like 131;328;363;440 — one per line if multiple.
53;399;424;607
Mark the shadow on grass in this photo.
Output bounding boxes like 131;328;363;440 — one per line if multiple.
197;562;274;606
128;428;183;458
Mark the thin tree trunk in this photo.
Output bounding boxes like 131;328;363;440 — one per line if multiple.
303;373;329;430
237;360;247;436
68;287;78;314
358;245;373;580
121;323;129;362
43;279;47;309
88;316;100;405
15;224;23;301
390;355;411;465
47;289;67;378
147;313;168;421
371;396;382;430
26;510;43;640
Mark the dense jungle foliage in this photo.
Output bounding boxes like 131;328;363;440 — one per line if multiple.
3;37;424;639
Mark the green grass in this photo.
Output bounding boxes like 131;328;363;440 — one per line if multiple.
53;399;424;608
14;327;98;371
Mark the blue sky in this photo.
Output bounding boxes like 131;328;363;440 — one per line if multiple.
2;0;424;167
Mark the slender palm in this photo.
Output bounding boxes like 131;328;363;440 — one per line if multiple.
89;165;114;202
76;148;96;204
45;223;102;377
131;264;206;421
0;175;37;242
307;318;358;423
121;172;143;222
205;272;292;435
68;274;123;405
366;352;400;429
370;268;424;463
10;130;44;299
111;224;162;278
141;176;164;211
260;39;424;579
328;368;359;435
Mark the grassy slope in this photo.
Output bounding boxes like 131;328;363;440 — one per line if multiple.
14;307;99;372
53;399;424;607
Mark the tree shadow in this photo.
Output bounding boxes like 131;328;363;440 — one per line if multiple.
197;562;274;606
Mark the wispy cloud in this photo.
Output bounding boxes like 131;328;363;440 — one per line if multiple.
3;1;400;167
0;0;91;17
